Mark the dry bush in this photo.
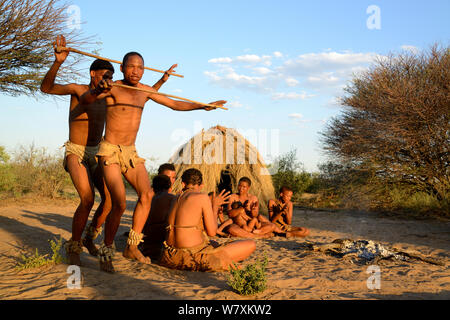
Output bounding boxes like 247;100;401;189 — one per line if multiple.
0;0;98;96
321;45;449;211
0;144;71;199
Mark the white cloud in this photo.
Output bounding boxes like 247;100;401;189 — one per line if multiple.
285;77;299;87
288;113;312;126
227;101;244;108
280;52;378;76
288;113;303;119
234;54;272;66
236;54;262;63
272;92;315;100
261;55;272;66
278;51;381;93
253;67;273;75
273;51;283;58
204;66;272;93
325;97;343;108
208;57;233;64
306;72;340;85
400;45;420;53
203;70;222;81
205;49;380;98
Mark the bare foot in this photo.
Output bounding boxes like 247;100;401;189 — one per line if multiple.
261;232;274;239
216;230;228;237
123;245;151;264
252;229;262;234
68;252;81;266
83;237;99;256
65;240;83;266
250;232;273;239
286;228;310;238
98;243;115;273
99;259;115;273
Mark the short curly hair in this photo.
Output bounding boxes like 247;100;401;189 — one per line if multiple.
158;163;175;175
181;168;203;186
238;177;252;186
152;174;171;192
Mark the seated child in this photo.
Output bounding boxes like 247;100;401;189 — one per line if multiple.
268;186;310;238
228;201;262;233
142;174;176;261
217;201;262;235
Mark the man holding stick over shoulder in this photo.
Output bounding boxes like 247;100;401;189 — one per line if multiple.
40;35;115;266
81;51;226;273
41;36;176;267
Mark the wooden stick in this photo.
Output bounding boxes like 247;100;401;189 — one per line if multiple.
55;46;184;78
112;83;228;110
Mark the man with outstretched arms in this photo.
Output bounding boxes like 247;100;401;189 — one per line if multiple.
81;51;226;272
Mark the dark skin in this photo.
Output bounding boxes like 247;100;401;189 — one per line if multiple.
40;35;113;265
269;194;292;225
268;190;310;238
40;36;109;146
227;206;261;233
165;184;255;270
41;36;176;267
225;181;277;237
80;53;227;272
142;188;176;259
160;169;176;193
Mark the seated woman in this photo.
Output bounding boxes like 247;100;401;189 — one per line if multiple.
219;177;277;238
159;169;256;272
268;186;310;238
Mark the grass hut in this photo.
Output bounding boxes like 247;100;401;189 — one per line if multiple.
168;125;275;214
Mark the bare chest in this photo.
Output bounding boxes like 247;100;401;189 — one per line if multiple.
69;97;106;122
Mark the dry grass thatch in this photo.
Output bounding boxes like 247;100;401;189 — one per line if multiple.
168;125;275;214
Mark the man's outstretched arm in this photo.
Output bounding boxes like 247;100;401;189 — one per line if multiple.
147;89;226;111
152;64;177;91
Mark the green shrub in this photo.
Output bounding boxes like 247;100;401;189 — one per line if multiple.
227;255;268;296
0;147;15;196
16;236;66;270
309;161;449;215
272;149;314;197
0;144;71;199
48;236;66;264
388;187;448;215
0;164;17;194
16;248;50;270
0;146;10;163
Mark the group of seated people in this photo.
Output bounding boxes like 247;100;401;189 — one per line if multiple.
141;163;310;272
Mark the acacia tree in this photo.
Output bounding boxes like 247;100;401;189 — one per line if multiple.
271;149;313;196
0;0;95;96
321;45;449;201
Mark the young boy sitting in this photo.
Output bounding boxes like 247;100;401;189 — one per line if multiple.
268;186;310;238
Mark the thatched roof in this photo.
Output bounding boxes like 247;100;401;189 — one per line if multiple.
168;125;275;214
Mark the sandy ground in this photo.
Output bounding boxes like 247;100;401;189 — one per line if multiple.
0;196;449;300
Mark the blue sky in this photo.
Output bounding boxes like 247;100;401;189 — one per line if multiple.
1;0;449;171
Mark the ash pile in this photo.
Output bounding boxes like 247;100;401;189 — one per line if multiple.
305;239;444;266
